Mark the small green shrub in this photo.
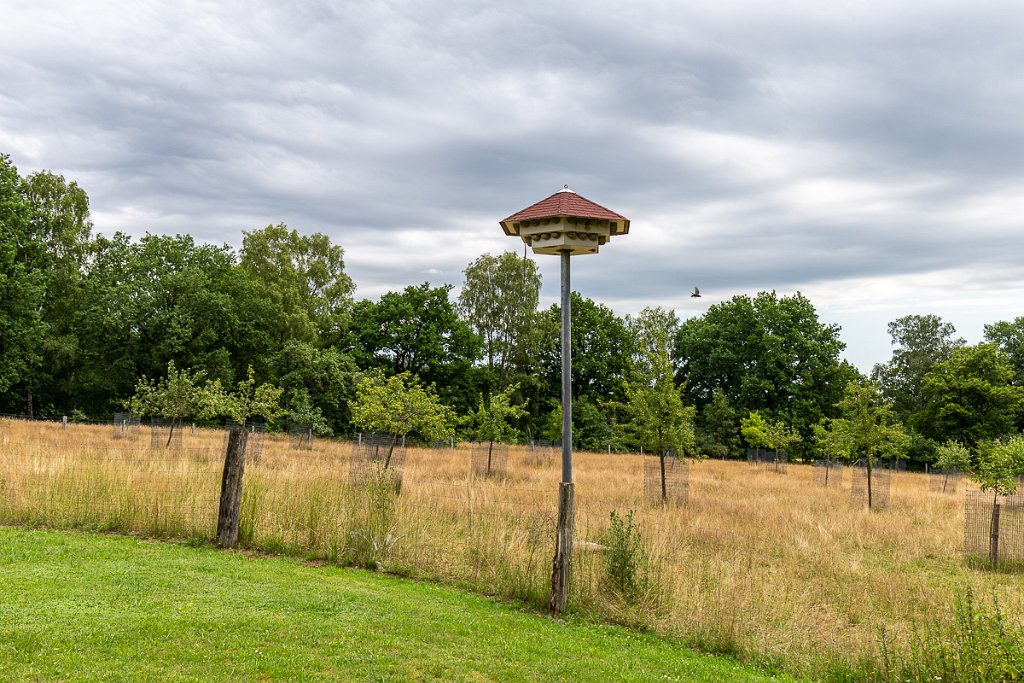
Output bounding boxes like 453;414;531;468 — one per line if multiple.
603;509;648;599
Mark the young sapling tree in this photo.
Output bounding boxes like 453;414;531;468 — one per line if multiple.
351;371;456;468
934;440;971;493
740;410;802;459
126;361;218;447
825;381;909;509
206;366;285;426
465;383;527;475
974;434;1024;566
623;308;697;501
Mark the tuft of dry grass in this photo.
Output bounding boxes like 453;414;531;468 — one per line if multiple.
1;417;1021;679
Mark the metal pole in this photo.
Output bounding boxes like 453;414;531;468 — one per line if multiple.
561;250;572;484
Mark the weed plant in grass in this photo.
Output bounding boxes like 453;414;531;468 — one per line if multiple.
602;509;651;600
2;418;1023;679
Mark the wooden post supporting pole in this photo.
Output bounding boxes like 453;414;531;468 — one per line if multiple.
217;426;249;548
549;481;574;613
549;250;575;615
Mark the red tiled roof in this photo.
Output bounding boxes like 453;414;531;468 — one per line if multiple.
501;188;628;223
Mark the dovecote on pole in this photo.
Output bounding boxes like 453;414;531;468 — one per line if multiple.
500;185;630;255
499;185;630;616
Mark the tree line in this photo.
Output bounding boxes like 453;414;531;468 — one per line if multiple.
3;153;1024;471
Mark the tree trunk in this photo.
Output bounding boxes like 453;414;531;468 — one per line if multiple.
384;433;398;469
660;451;667;501
867;459;874;510
25;388;33;419
487;438;494;474
166;420;177;448
216;426;250;548
990;492;1001;568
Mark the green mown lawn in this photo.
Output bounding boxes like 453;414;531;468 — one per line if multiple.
0;527;791;682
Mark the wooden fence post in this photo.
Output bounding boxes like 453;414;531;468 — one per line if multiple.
216;426;249;548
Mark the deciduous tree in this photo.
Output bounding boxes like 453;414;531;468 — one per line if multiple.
537;293;633;412
346;283;482;413
457;251;541;381
272;340;358;433
696;389;743;459
622;308;695;457
912;344;1024;447
825;381;909;509
973;434;1024;565
464;383;527;473
740;410;802;453
72;233;271;413
206;366;285;426
351;372;457;461
622;308;697;499
984;317;1024;387
241;223;355;345
675;291;855;452
871;314;964;421
127;361;219;446
465;383;527;446
0;155;47;410
934;440;972;473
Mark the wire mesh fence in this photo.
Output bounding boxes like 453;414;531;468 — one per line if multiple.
470;441;509;477
964;491;1024;568
224;421;267;462
642;452;689;504
527;439;560;468
112;412;141;439
930;468;962;494
850;461;891;509
288;422;314;450
746;448;787;473
150;419;183;450
812;459;846;487
349;433;406;491
0;428;224;536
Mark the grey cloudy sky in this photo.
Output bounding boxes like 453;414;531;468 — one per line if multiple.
3;0;1024;371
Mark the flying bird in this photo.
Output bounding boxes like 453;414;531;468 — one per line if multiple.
690;287;702;298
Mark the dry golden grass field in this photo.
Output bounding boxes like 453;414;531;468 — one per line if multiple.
2;417;1022;679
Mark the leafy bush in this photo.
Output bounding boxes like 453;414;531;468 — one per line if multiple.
603;509;649;598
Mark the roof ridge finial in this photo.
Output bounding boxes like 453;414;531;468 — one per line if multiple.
559;184;575;193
